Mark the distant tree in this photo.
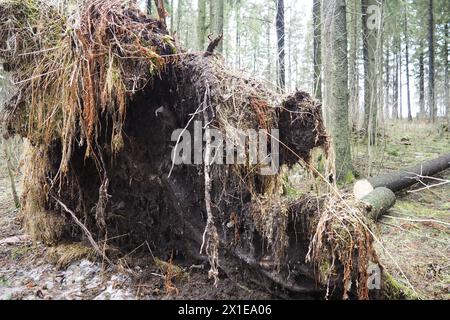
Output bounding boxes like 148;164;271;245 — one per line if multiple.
362;0;380;144
276;0;285;91
216;0;224;53
209;0;216;35
428;0;436;122
404;4;412;121
197;0;207;50
445;22;449;127
348;0;360;128
312;0;321;100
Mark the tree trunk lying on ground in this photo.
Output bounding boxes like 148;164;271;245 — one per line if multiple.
0;0;381;299
354;153;450;199
354;153;450;220
360;187;396;220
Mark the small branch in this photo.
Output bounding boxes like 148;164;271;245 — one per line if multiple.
50;195;113;265
383;215;450;228
407;174;450;193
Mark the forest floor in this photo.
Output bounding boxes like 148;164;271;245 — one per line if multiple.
0;120;448;300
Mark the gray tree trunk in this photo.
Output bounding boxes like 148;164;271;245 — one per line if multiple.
361;187;396;221
384;42;390;120
393;51;399;119
428;0;436;122
276;0;285;91
348;0;359;129
362;0;378;144
235;0;241;68
216;0;224;53
367;153;450;192
404;8;412;121
197;0;207;50
313;0;322;100
322;0;352;181
419;41;425;119
399;38;402;120
209;0;216;35
445;22;449;127
177;0;183;42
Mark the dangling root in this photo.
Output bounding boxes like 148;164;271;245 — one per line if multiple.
306;193;379;300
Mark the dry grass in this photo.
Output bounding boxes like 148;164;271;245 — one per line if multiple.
47;243;96;269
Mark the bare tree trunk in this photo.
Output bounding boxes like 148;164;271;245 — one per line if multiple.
197;0;207;50
322;0;352;181
419;41;425;119
177;0;183;42
170;0;174;32
313;0;321;100
384;42;390;120
362;0;378;144
445;22;449;127
276;0;285;92
404;8;412;121
209;0;216;35
216;0;224;53
428;0;436;122
393;51;399;119
348;0;359;129
399;39;403;120
266;5;272;83
235;0;241;69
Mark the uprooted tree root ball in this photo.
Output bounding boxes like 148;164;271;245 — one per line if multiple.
1;0;382;299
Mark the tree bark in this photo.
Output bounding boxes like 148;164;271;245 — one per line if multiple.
361;187;396;220
177;0;183;42
197;0;207;50
392;50;399;119
216;0;224;53
235;0;241;69
428;0;436;122
398;38;402;120
404;8;412;121
445;22;449;127
209;0;216;35
312;0;321;100
362;0;379;144
322;0;352;181
364;153;450;193
169;0;174;33
419;41;425;119
384;42;390;120
348;0;359;128
276;0;285;92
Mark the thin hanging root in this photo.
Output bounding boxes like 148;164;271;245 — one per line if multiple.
199;99;219;286
50;194;113;266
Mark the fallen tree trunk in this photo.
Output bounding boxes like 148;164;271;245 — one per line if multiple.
354;153;450;199
360;187;396;220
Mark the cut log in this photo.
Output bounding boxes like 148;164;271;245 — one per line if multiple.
354;153;450;198
360;187;396;220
